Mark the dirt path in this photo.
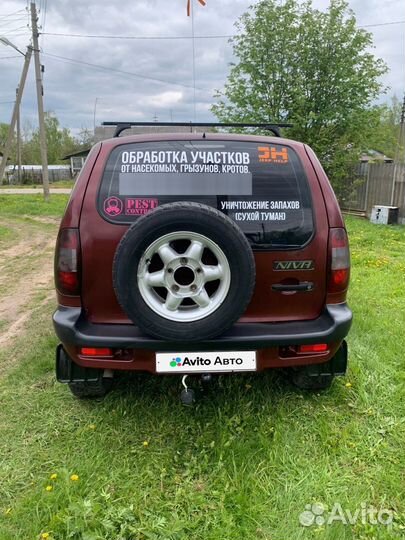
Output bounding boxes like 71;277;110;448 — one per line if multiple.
0;220;57;351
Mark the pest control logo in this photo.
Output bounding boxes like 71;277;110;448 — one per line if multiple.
170;357;183;368
104;196;123;216
125;198;158;216
258;146;289;164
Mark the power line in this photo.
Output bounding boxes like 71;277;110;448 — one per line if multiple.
39;20;405;41
40;31;234;40
0;33;31;39
1;25;29;34
40;0;48;49
42;51;206;91
0;55;22;60
0;17;27;26
0;9;26;20
360;20;405;28
43;0;48;30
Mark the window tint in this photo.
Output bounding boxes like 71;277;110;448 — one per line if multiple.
98;140;313;248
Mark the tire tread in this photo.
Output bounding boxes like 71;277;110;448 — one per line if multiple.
113;202;255;341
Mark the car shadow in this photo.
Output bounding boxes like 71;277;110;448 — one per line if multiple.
95;368;342;415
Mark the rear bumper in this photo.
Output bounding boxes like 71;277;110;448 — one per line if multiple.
53;303;352;352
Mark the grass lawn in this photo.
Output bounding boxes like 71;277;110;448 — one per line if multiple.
0;194;69;218
0;180;75;189
0;202;404;539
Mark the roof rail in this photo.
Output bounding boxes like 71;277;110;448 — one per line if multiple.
101;121;292;138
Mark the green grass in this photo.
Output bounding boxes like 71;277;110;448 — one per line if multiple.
0;212;404;540
0;194;69;217
0;180;74;189
0;225;12;243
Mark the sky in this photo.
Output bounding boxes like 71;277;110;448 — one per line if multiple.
0;0;404;135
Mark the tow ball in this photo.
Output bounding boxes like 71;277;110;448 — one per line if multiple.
180;375;195;405
180;374;213;405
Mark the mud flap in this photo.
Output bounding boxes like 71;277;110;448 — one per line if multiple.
305;340;348;378
56;344;103;383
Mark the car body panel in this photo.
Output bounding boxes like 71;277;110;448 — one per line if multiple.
55;131;351;373
78;133;330;324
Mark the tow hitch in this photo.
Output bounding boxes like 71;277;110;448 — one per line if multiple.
179;373;213;405
180;375;195;405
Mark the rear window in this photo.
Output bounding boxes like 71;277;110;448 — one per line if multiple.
98;140;313;249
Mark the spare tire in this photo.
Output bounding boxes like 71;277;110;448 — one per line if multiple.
113;202;255;341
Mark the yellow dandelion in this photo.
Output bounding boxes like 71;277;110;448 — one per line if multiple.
50;473;57;480
41;533;50;540
45;485;53;492
142;440;149;447
89;424;96;430
70;474;79;481
345;382;352;388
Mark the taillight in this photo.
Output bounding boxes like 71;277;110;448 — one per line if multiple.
55;228;81;295
328;228;350;293
80;347;112;357
298;343;328;353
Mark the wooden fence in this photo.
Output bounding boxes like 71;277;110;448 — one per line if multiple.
6;166;72;184
343;163;405;223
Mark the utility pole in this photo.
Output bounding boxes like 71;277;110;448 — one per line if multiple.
390;94;405;206
0;47;32;183
16;86;22;183
93;97;99;135
30;1;50;201
401;95;405;125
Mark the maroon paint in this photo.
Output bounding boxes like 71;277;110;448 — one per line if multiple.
56;133;349;372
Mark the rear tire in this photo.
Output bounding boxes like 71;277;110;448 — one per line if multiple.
68;378;113;399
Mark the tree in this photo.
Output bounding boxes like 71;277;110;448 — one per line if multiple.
0;123;16;164
21;117;94;165
212;0;387;197
27;112;77;164
1;114;94;185
365;97;402;159
75;127;94;150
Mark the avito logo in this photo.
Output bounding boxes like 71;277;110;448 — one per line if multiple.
170;357;183;367
157;351;256;373
169;355;244;367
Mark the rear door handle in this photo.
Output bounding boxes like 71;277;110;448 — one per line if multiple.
272;281;314;292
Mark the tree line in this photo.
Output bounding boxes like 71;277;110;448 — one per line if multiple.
0;112;93;166
1;0;402;199
212;0;403;199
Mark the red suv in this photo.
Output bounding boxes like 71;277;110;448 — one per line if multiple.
54;123;352;401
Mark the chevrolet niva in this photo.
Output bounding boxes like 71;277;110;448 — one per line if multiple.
53;122;352;402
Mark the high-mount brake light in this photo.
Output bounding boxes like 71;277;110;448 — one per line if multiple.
55;228;81;296
328;228;350;293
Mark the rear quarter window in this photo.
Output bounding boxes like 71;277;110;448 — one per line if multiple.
98;140;314;249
